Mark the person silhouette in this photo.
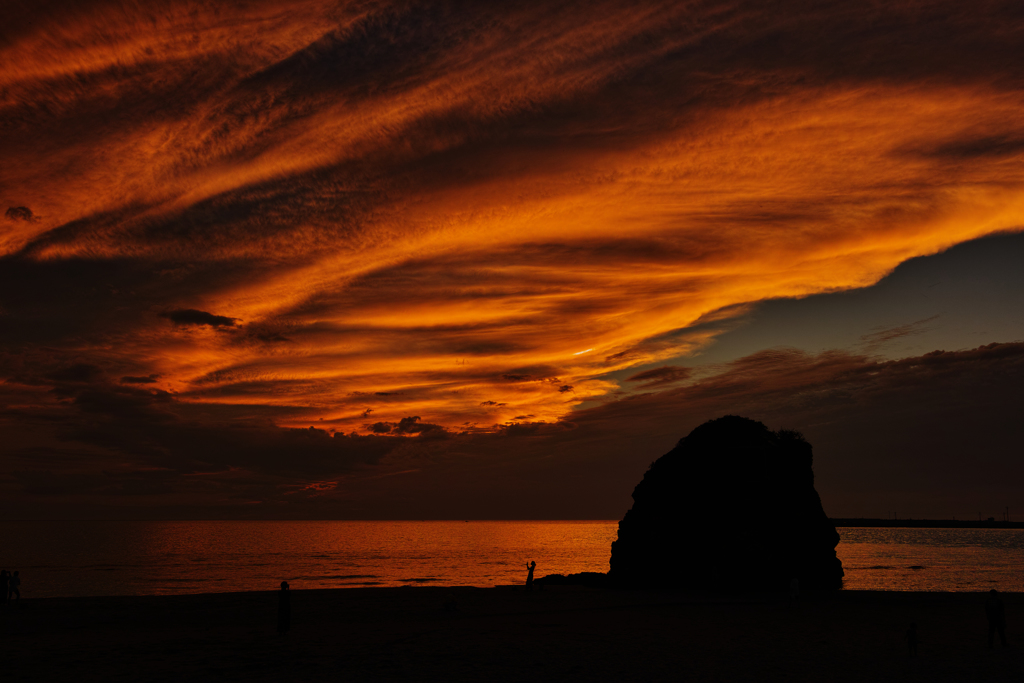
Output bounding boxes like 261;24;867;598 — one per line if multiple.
905;622;918;656
986;589;1008;647
525;561;536;591
277;581;291;635
8;571;20;603
1;570;8;605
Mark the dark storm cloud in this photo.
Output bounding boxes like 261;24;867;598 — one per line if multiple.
120;374;160;384
369;416;449;437
0;254;261;349
160;309;238;327
625;365;692;388
249;331;291;344
13;465;180;498
46;363;102;383
908;134;1024;160
496;366;563;383
5;206;34;222
0;373;408;506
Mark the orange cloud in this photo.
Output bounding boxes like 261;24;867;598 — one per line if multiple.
2;0;1024;442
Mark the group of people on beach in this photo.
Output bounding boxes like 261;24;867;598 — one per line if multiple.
904;588;1008;656
271;562;1011;655
0;570;20;604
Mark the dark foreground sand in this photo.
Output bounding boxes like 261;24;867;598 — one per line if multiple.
2;587;1022;682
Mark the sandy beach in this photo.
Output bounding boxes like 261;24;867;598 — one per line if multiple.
1;587;1021;682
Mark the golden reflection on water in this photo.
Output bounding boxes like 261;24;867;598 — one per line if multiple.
9;522;1024;597
837;528;1024;592
14;521;619;597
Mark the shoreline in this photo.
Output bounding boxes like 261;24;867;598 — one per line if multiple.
6;583;1022;602
3;586;1021;682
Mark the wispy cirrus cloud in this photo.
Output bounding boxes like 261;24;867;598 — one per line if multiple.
859;315;940;351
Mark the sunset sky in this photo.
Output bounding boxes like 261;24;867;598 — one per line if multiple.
2;0;1023;520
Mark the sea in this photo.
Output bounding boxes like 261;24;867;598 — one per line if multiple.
2;521;1022;599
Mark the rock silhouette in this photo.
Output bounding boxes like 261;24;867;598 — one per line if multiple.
609;415;844;590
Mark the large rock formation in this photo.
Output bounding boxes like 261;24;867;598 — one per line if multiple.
609;416;843;590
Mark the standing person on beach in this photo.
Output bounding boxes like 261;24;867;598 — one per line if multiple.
986;589;1008;647
8;571;20;603
905;623;918;656
525;561;536;591
277;581;291;635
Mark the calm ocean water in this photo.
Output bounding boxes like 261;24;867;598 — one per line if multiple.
2;521;1021;598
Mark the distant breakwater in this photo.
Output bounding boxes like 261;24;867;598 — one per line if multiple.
832;518;1024;529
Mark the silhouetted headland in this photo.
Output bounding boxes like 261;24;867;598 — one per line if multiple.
609;415;844;590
